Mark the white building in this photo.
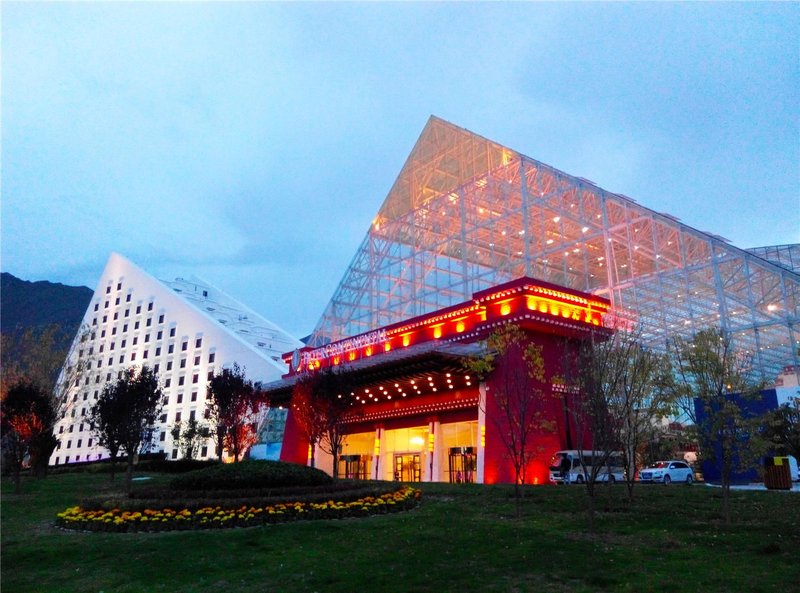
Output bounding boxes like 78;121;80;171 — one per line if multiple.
50;252;302;465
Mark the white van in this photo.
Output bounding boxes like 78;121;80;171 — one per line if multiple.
549;450;626;484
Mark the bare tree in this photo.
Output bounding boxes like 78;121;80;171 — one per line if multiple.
207;364;267;462
667;327;766;524
465;324;555;516
90;366;163;493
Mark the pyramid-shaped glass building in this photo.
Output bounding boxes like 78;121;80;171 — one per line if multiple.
309;116;799;380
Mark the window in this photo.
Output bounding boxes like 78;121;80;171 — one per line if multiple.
194;356;200;366
123;323;128;332
134;321;140;330
69;425;74;432
125;309;130;318
110;342;115;351
101;330;106;338
94;303;99;312
121;339;126;348
143;350;148;359
178;376;185;386
164;378;171;387
104;301;109;309
177;393;183;404
136;305;142;314
77;439;82;448
83;392;88;401
76;455;81;461
201;446;207;458
157;330;163;340
102;315;107;323
126;294;131;302
175;412;182;422
166;361;173;371
146;318;152;327
113;312;118;320
181;341;188;352
168;344;174;354
115;297;120;305
160;432;166;442
59;426;64;434
155;347;161;356
111;327;117;336
195;338;202;348
88;438;93;447
99;344;104;353
207;370;214;380
132;337;138;345
209;352;216;363
65;455;70;463
160;414;167;423
192;374;199;384
67;440;72;449
191;391;197;402
92;318;97;326
172;449;178;460
180;358;187;369
108;357;113;365
106;286;111;294
154;363;160;373
148;302;153;311
189;410;196;421
158;314;164;324
131;353;136;361
106;372;111;381
170;327;176;337
119;355;124;364
117;282;122;291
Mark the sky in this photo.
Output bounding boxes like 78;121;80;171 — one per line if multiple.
2;2;798;340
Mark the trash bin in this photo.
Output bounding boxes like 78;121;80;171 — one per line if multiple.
764;456;792;490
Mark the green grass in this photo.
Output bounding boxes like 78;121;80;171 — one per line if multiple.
2;471;798;593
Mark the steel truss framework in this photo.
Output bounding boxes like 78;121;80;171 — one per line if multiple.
309;117;800;381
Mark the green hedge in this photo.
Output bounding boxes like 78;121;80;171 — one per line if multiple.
168;460;332;492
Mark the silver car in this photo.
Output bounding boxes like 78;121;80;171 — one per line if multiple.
639;460;694;484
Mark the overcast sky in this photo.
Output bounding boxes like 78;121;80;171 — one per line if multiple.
2;2;798;339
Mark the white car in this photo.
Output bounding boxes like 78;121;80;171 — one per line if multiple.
639;460;694;484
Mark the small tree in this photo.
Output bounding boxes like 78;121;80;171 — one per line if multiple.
667;327;765;524
604;329;674;501
207;364;266;462
170;418;213;461
761;396;800;459
1;381;57;493
292;368;354;479
465;324;554;515
90;366;163;492
1;324;93;475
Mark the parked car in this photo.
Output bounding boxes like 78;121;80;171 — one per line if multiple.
639;460;694;484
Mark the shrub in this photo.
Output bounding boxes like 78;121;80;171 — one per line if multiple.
169;460;332;491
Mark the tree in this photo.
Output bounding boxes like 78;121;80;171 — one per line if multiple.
761;396;800;459
603;329;674;501
291;367;354;479
1;324;93;476
170;418;213;461
465;324;555;515
1;381;58;493
207;364;266;462
90;366;163;492
667;327;766;524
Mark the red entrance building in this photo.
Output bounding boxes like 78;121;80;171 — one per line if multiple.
267;277;611;485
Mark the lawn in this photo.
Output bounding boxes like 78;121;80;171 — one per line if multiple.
2;471;798;593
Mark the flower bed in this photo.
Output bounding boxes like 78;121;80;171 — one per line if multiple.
56;486;421;532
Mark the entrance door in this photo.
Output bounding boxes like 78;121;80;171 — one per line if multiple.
394;453;421;482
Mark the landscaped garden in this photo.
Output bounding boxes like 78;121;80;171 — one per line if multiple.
2;463;798;593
